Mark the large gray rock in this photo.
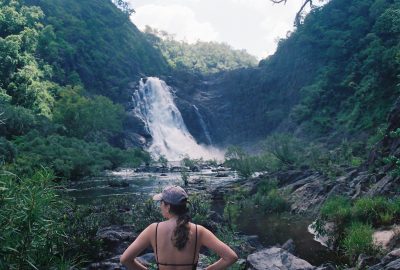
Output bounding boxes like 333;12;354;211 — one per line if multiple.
246;247;314;270
96;225;137;256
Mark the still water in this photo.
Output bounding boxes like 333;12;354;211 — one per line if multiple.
66;168;344;267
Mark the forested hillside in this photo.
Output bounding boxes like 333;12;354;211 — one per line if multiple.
144;26;258;74
24;0;168;102
198;0;399;145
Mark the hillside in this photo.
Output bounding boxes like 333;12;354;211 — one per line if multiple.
182;0;400;146
143;26;258;74
25;0;169;102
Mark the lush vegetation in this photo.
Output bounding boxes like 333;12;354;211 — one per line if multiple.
225;133;366;179
224;179;289;229
144;26;258;74
0;1;157;267
314;196;400;262
25;0;168;102
209;0;399;144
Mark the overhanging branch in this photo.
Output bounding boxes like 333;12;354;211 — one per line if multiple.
270;0;314;26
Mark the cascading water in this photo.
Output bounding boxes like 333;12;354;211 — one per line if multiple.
132;77;223;161
192;105;213;145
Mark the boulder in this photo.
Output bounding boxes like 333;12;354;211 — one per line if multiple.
96;225;137;255
246;247;314;270
281;239;296;254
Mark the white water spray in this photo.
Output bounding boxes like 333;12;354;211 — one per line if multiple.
132;77;223;161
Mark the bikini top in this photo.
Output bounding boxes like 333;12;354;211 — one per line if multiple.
155;223;198;270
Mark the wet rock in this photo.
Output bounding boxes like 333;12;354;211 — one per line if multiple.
385;258;400;270
315;263;336;270
216;172;229;177
274;170;313;187
190;165;201;172
367;248;400;270
382;249;400;264
282;239;296;254
356;254;380;269
246;247;314;270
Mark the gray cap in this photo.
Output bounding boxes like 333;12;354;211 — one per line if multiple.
152;185;188;205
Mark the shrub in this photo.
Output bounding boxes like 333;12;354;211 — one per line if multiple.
9;132;148;179
190;194;211;226
0;137;17;164
0;169;70;269
353;197;392;225
320;196;352;223
341;223;376;262
131;197;162;231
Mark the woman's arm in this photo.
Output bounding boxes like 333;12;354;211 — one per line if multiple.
120;223;155;270
199;226;238;270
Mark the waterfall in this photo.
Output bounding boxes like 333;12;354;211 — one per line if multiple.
192;105;213;145
132;77;223;161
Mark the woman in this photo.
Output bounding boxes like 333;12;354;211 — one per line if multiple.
120;185;238;270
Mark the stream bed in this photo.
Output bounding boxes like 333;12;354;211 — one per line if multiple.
65;168;345;267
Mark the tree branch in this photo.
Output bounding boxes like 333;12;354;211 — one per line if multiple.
270;0;314;26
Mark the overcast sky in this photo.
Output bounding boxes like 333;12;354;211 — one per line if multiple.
127;0;318;59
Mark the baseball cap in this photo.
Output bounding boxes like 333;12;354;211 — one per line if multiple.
152;185;188;205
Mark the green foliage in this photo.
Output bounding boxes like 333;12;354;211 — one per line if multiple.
0;169;71;269
131;197;162;231
224;146;256;178
28;0;168;101
53;86;125;141
352;197;393;225
316;196;400;264
111;0;135;17
180;168;189;186
224;180;288;228
262;133;304;167
0;1;58;116
226;135;367;180
189;194;211;225
342;223;376;262
0;104;39;139
288;0;400;136
252;179;289;214
0;137;16;164
144;26;257;74
9;131;148;179
383;155;400;177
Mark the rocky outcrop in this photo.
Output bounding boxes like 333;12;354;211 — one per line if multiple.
364;248;400;270
246;247;314;270
95;225;137;260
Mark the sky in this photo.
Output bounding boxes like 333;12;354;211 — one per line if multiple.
127;0;316;59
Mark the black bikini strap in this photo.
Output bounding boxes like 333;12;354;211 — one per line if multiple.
155;223;159;264
192;224;198;264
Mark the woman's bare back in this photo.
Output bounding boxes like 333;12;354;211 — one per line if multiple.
151;221;199;270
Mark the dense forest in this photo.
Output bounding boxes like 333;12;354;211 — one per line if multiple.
0;0;399;268
192;0;400;146
143;26;258;74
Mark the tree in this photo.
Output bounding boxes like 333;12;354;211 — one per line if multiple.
270;0;326;26
111;0;135;17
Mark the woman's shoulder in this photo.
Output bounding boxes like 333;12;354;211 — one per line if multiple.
141;222;158;234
